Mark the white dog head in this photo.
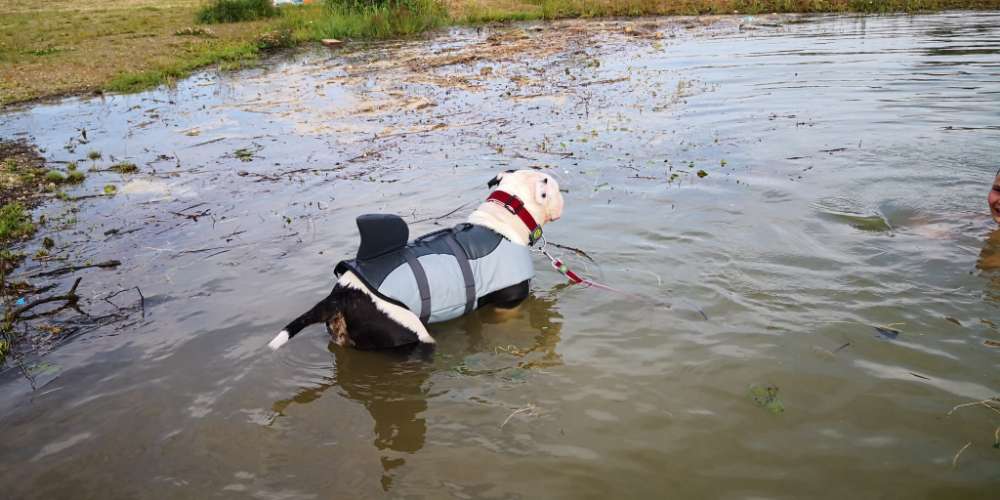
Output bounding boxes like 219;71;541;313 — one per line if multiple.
486;169;564;225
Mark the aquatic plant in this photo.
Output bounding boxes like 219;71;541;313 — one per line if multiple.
66;170;86;184
109;162;139;174
45;170;67;183
234;148;256;162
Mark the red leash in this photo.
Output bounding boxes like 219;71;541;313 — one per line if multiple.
481;190;680;312
540;244;708;317
539;246;647;299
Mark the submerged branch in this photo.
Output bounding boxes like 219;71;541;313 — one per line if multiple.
6;277;82;322
28;260;121;278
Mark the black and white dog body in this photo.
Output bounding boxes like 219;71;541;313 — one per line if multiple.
268;170;565;351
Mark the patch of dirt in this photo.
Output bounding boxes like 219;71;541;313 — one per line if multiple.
0;139;50;209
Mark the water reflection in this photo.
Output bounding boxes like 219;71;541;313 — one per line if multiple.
978;229;1000;270
977;229;1000;303
269;292;564;490
464;292;565;371
272;343;432;490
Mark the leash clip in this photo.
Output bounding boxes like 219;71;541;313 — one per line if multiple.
535;236;584;284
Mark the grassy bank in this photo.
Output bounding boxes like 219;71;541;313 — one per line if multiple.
452;0;1000;22
2;0;1000;104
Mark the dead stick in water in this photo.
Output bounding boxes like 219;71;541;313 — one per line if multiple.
547;241;596;263
6;278;82;322
29;261;121;278
412;202;473;223
500;404;536;429
952;441;971;468
104;287;145;318
947;398;1000;417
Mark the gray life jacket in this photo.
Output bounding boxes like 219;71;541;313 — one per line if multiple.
334;214;534;324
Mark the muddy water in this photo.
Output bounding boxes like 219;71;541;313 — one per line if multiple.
2;11;1000;499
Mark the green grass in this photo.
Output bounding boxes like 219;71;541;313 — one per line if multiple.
455;0;1000;22
5;0;1000;104
109;162;139;174
0;203;35;243
198;0;279;24
45;170;67;183
106;41;261;93
281;0;448;40
66;171;86;183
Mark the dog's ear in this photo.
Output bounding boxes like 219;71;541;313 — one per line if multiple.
487;170;517;189
533;176;547;204
533;174;563;222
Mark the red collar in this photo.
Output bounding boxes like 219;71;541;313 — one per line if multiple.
486;191;543;245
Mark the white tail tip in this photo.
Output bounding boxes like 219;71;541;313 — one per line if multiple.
268;330;290;350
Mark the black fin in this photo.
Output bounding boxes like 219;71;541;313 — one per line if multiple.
356;214;409;260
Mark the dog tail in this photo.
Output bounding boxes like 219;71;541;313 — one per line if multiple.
268;293;342;350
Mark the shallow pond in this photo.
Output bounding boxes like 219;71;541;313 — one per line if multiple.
1;11;999;499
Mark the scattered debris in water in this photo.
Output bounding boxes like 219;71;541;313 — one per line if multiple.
873;326;901;340
952;441;972;468
500;404;538;429
749;384;784;414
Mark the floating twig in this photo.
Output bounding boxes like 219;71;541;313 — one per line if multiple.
103;287;145;318
412;201;473;224
557;77;629;88
169;208;211;221
946;398;1000;417
547;241;595;263
29;261;120;278
373;119;507;141
952;441;971;468
533;149;573;158
66;192;114;202
176;202;207;213
6;278;82;322
500;404;537;429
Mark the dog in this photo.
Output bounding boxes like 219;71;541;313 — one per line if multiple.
268;169;565;350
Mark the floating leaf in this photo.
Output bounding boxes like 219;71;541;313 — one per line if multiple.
504;367;529;381
874;326;900;340
28;361;60;376
749;384;784;414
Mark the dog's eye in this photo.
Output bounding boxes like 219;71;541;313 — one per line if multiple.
541;193;547;198
543;178;548;183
